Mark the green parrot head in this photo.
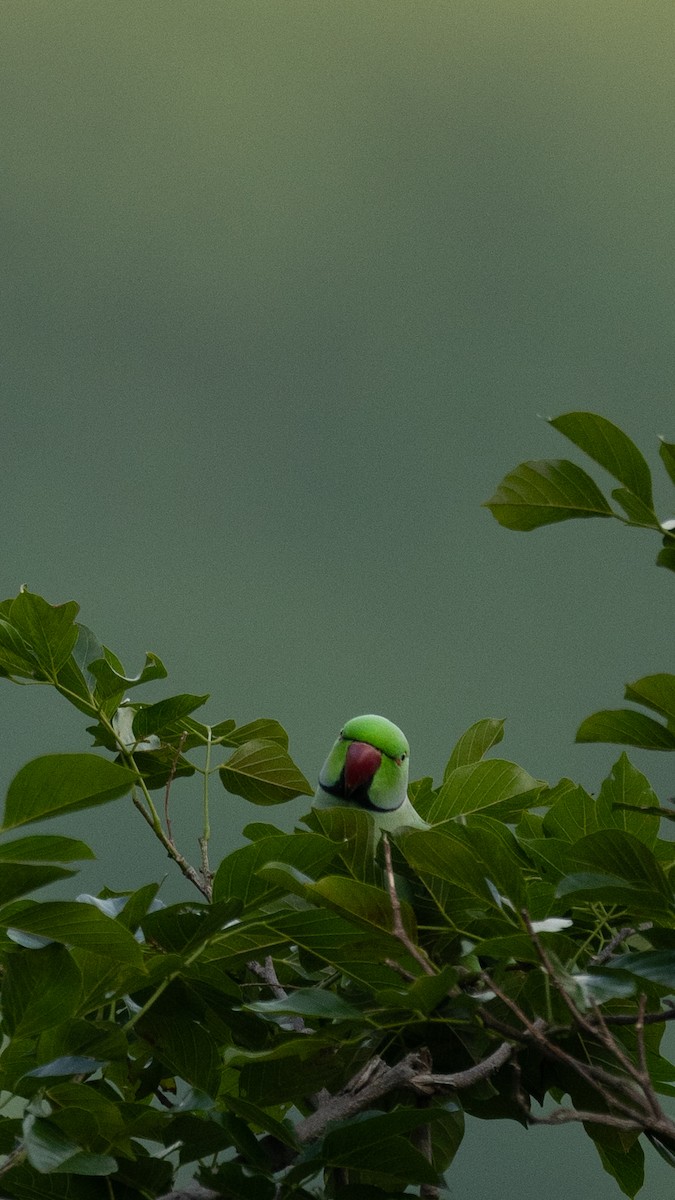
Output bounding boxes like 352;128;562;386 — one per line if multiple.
315;714;410;816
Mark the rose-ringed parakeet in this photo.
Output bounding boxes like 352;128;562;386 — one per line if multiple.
314;714;428;834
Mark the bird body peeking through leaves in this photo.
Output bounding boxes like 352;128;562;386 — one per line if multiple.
314;714;428;833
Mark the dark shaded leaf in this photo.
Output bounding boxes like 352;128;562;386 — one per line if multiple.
0;901;145;965
2;945;81;1037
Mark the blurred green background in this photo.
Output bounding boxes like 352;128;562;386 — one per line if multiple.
2;2;675;1194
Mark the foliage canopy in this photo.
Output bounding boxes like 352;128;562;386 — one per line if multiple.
0;413;674;1199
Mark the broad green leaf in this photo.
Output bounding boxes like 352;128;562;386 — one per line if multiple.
259;908;418;987
550;412;654;507
135;1006;222;1096
0;864;77;907
2;945;81;1037
212;832;336;908
306;875;416;940
9;593;79;679
612;487;661;529
219;739;312;805
595;753;660;845
576;709;675;750
657;545;675;572
459;815;528;910
484;459;614;530
125;746;195;791
0;901;145;965
624;673;675;723
244;988;362;1021
444;718;505;777
426;759;543;822
88;647;167;702
659;437;675;485
322;1109;444;1184
0;1164;108;1198
54;624;104;717
302;806;377;883
570;829;671;901
400;829;502;910
556;871;666;910
541;780;600;841
3;754;137;830
591;1129;644;1199
609;950;675;988
0;836;95;863
0;618;39;678
23;1114;116;1176
224;719;289;749
132;693;209;740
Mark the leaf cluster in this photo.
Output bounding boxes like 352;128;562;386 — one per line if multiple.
0;416;673;1199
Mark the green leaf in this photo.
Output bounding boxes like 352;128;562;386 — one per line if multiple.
23;1114;116;1175
541;780;600;841
302;806;377;883
576;709;675;750
612;488;661;528
400;828;503;910
2;755;137;830
425;759;543;822
306;875;416;940
322;1109;444;1184
484;459;614;530
219;739;312;805
0;863;77;906
0;1165;109;1198
0;619;39;678
224;719;289;748
2;945;82;1037
624;673;675;723
0;901;145;965
54;624;105;717
609;950;675;988
550;412;654;507
136;1005;221;1096
88;648;167;701
444;718;505;777
212;832;336;908
591;1129;644;1199
659;437;675;486
132;693;209;740
244;988;362;1021
595;753;660;845
657;545;675;573
558;830;672;914
0;836;95;863
9;593;80;680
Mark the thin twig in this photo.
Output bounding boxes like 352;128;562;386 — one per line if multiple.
589;923;652;966
382;834;436;977
131;792;211;899
163;731;187;847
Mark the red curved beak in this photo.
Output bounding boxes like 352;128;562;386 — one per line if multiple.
344;741;382;794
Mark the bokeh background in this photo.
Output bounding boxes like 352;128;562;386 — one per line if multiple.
2;3;675;1195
